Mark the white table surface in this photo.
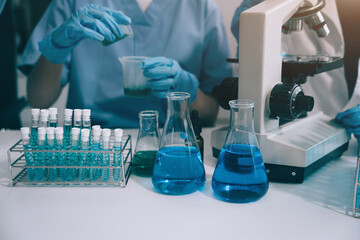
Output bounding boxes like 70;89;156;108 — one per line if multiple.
0;127;359;240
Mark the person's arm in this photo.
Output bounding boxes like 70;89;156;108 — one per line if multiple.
190;89;219;127
25;3;133;108
336;0;360;98
27;56;63;108
194;1;233;126
231;0;264;44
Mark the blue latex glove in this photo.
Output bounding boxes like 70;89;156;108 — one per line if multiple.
335;104;360;140
141;57;199;103
231;0;264;43
39;4;132;64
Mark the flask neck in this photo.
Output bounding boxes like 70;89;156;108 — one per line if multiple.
167;94;190;120
229;106;255;132
161;92;197;148
224;100;258;148
139;116;158;133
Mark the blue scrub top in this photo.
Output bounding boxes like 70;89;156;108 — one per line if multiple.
19;0;232;128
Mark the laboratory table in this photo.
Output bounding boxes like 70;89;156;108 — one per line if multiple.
0;127;359;240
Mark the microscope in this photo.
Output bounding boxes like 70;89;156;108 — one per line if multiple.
211;0;351;183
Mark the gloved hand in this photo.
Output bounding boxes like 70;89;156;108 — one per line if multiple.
335;104;360;140
231;0;264;43
39;4;132;64
141;57;199;103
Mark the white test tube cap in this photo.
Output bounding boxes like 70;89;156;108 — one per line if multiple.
40;109;49;121
81;128;90;142
102;128;111;138
20;127;30;139
64;109;73;120
31;108;40;117
114;128;123;142
38;127;46;140
46;127;55;139
71;127;80;139
74;109;82;121
92;127;102;140
92;125;101;131
49;108;58;119
55;127;64;139
82;109;91;119
92;129;101;142
49;107;57;115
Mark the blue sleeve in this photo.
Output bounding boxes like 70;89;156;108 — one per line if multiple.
18;0;75;86
231;0;264;43
199;0;232;94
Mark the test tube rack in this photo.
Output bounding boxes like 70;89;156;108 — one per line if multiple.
353;146;360;218
7;135;132;187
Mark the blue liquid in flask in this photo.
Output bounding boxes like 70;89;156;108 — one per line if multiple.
152;146;205;195
212;144;269;203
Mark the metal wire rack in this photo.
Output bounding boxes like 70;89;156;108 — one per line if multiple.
7;135;132;187
353;146;360;218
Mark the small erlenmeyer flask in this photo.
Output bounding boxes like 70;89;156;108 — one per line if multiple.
152;92;205;195
212;99;269;203
132;110;160;176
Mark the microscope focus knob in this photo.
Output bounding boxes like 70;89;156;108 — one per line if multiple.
269;83;314;120
295;95;314;112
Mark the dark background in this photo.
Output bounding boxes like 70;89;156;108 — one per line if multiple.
0;0;50;129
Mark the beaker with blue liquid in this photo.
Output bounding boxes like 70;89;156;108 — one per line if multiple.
152;92;205;195
212;99;269;203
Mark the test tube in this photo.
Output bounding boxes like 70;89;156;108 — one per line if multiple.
40;109;49;127
73;109;82;128
48;108;58;127
55;127;67;181
30;108;40;148
79;128;90;181
113;129;123;181
101;128;111;181
36;127;46;181
91;126;101;181
21;127;35;181
68;127;80;181
46;127;57;181
63;109;73;150
82;109;91;129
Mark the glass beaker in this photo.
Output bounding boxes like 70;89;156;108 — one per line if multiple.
212;99;269;203
152;92;205;195
118;56;151;97
132;110;160;177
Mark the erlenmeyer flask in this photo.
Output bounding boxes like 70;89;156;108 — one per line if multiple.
152;92;205;195
212;99;269;203
132;110;160;177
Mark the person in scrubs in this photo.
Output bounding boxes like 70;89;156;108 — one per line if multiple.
20;0;232;128
231;0;360;118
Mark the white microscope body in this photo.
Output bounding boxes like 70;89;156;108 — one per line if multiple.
211;0;350;183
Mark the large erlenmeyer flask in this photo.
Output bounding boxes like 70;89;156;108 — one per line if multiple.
152;92;205;195
212;99;269;203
